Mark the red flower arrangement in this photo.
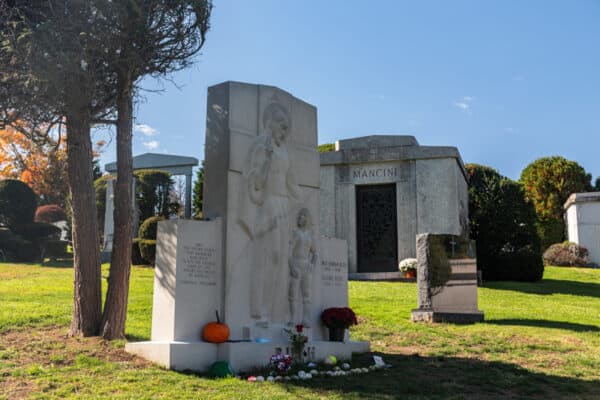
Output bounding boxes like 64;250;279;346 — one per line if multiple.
320;307;358;329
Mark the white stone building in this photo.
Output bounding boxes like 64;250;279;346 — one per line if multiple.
319;135;469;275
564;192;600;265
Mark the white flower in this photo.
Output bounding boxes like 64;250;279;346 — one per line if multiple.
399;258;418;272
80;60;88;71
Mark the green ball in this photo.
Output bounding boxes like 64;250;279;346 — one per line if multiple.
209;361;234;378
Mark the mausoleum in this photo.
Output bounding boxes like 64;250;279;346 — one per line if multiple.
319;135;469;276
564;192;600;266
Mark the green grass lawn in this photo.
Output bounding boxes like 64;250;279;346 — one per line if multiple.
1;263;599;399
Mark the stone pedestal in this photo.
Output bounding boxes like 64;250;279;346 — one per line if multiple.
125;219;369;372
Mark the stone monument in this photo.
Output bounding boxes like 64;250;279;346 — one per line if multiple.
126;81;369;372
564;192;600;266
411;233;484;323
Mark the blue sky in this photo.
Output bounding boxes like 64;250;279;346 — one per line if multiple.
97;0;600;181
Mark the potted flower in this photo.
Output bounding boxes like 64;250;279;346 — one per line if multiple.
399;258;417;279
320;307;358;342
283;324;308;364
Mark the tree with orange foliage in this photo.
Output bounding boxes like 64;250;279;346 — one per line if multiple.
0;125;69;209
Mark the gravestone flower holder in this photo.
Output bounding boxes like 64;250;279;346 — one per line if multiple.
321;307;358;342
328;327;345;342
284;325;308;365
399;258;418;279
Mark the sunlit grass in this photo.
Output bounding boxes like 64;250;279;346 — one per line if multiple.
1;263;599;399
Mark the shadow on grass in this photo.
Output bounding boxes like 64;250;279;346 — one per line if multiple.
485;279;600;299
41;259;73;268
282;352;598;399
125;333;150;342
485;318;600;332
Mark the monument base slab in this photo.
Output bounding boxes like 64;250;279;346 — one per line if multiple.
126;340;370;373
125;341;218;371
411;309;484;324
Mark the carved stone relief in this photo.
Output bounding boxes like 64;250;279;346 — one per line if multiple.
237;102;300;322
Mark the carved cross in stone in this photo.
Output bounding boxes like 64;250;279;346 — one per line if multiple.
449;239;457;257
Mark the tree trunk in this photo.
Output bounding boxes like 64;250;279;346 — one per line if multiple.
67;112;102;337
101;74;134;339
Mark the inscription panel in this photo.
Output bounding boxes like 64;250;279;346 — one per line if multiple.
321;259;347;289
319;237;349;309
181;243;218;286
337;162;411;184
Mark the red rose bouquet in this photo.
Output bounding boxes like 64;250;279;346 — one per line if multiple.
320;307;358;329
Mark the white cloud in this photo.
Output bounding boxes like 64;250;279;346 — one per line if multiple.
454;96;475;114
143;140;160;150
454;101;470;110
135;124;159;136
504;127;516;133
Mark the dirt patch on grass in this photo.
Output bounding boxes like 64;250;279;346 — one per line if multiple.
0;326;151;399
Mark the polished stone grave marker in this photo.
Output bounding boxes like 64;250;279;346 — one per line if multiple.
411;233;484;323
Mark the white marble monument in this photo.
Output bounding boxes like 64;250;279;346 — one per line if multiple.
126;82;369;372
565;192;600;266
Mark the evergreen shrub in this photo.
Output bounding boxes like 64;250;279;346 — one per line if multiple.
0;179;37;228
466;164;544;282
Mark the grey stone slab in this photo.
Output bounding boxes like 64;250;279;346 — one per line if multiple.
396;161;417;260
410;310;484;323
336;135;418;151
413;233;482;324
321;145;466;178
416;158;462;236
105;152;198;173
348;272;414;281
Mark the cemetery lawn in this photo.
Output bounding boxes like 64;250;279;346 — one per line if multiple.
0;263;599;399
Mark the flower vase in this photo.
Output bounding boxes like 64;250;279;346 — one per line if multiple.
328;327;345;342
405;269;416;279
291;346;305;364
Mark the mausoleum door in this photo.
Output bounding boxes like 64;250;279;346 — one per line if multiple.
355;184;398;273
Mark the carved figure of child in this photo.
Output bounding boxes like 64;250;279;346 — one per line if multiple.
288;208;317;327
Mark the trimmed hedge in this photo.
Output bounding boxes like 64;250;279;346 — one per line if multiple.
0;232;40;262
0;179;37;228
543;242;591;267
41;239;69;260
138;216;164;240
138;239;157;265
131;238;145;265
12;222;61;240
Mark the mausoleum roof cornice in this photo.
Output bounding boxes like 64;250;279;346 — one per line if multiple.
320;145;467;181
105;152;199;173
563;192;600;210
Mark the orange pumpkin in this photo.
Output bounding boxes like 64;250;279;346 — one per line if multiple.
202;310;230;343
